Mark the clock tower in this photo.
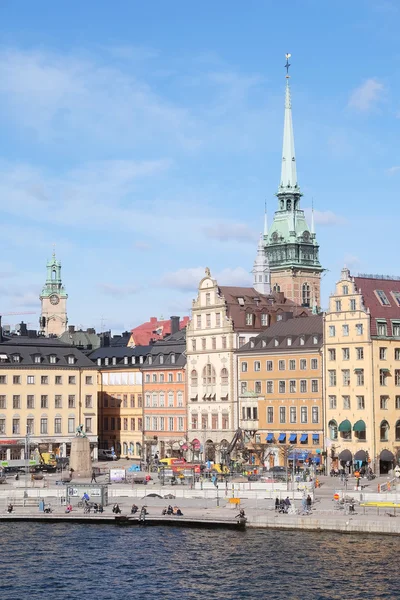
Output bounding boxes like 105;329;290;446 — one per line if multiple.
39;251;68;337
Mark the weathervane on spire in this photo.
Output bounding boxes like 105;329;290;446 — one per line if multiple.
285;53;291;78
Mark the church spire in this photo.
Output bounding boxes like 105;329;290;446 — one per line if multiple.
279;54;299;193
264;201;268;237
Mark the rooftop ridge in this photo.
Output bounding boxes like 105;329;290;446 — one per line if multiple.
356;274;400;282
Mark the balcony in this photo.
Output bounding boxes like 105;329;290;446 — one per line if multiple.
240;398;259;432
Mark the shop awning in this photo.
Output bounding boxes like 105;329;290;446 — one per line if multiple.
312;434;319;442
354;450;367;462
353;420;366;432
300;434;308;443
289;434;297;443
266;433;274;442
354;368;363;372
338;419;352;432
338;449;352;462
380;368;391;373
312;456;321;464
278;433;286;443
380;449;394;462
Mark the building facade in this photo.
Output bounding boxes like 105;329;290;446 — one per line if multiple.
39;251;68;337
0;334;98;460
186;268;308;463
264;65;323;308
324;268;400;474
141;328;187;463
237;315;324;468
90;346;151;459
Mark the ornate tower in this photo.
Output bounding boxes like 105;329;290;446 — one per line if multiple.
265;55;323;307
252;208;271;295
39;251;68;336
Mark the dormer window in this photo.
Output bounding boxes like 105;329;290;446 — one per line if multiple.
124;356;128;365
313;336;318;344
160;355;164;365
34;355;41;364
49;355;57;364
246;313;254;326
171;354;176;364
0;354;8;363
287;338;292;346
238;297;245;306
262;340;267;348
105;357;109;366
131;356;136;364
67;355;75;365
300;336;305;346
112;357;117;365
139;356;144;364
148;356;153;365
376;290;391;306
261;313;268;326
274;338;279;347
97;358;101;366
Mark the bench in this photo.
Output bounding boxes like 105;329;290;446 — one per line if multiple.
360;502;400;508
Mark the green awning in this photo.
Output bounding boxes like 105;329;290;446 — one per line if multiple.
353;420;366;432
338;419;352;432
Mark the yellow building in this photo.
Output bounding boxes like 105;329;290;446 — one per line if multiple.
324;268;400;474
0;334;98;461
91;348;148;459
237;315;324;469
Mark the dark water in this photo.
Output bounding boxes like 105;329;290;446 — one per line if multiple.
0;524;398;600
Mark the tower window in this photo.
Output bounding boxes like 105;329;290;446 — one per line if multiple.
273;284;280;293
302;283;311;307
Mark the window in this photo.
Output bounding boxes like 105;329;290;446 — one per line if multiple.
278;360;285;371
254;361;261;372
168;373;173;382
191;414;198;430
123;394;128;408
356;369;364;386
212;337;216;350
159;393;165;407
342;370;350;386
211;414;218;430
152;374;157;383
255;381;262;394
13;375;20;384
300;380;307;393
123;418;128;431
222;336;227;349
357;396;365;410
356;323;363;335
380;420;389;441
168;392;174;407
205;292;211;306
49;355;57;364
343;396;351;409
329;395;337;409
396;396;400;410
311;358;318;369
328;349;336;361
328;370;336;386
261;313;268;326
27;376;35;385
145;394;151;408
240;382;248;394
350;299;356;311
55;376;62;385
203;364;216;385
85;376;93;385
201;338;206;350
380;347;387;360
138;418;143;431
241;362;248;373
85;395;93;409
68;395;75;409
67;356;75;365
329;420;338;440
85;418;92;433
342;324;349;337
300;407;308;423
274;338;279;347
329;326;335;337
376;290;390;306
287;338;292;347
191;369;198;386
55;395;62;409
356;347;364;360
335;300;342;312
290;380;296;393
54;418;62;434
238;336;245;348
40;395;48;409
396;420;400;441
342;285;349;295
216;313;221;327
12;418;20;434
68;376;76;385
246;313;253;326
206;314;211;328
342;348;350;360
40;418;48;434
266;361;273;371
311;380;319;393
377;321;388;337
279;381;285;393
300;359;307;370
0;396;5;409
34;355;41;364
0;376;6;384
380;369;388;386
300;336;305;346
312;407;319;423
396;370;400;386
145;374;150;383
302;283;311;306
25;418;33;435
169;417;174;431
290;407;296;423
152;393;158;408
221;368;228;385
192;339;196;352
279;406;286;423
380;396;389;410
196;315;201;328
289;360;296;370
222;414;229;430
130;417;136;431
12;395;20;409
267;407;273;423
266;381;273;393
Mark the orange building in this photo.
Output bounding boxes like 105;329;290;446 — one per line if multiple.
142;329;187;462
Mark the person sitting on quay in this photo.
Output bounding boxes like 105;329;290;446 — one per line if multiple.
172;506;183;516
112;504;122;514
306;495;312;514
166;505;173;515
131;504;138;514
65;503;73;514
235;508;245;519
96;504;104;514
7;503;13;514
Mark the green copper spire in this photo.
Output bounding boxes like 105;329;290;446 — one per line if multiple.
41;250;67;298
279;76;299;192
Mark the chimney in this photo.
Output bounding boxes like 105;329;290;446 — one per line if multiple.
87;328;95;334
170;316;180;335
150;317;157;324
68;325;75;334
20;322;28;336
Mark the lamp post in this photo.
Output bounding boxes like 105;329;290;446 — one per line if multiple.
25;431;30;490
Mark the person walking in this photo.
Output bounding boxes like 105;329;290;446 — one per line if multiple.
91;469;97;483
275;497;280;511
306;494;312;514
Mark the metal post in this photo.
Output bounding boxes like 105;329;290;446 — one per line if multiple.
216;484;219;507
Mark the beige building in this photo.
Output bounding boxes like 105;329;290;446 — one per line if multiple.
324;268;400;474
39;252;68;337
0;333;98;461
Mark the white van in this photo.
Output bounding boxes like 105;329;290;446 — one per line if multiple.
98;449;117;461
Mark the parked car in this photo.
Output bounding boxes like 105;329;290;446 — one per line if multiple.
98;449;118;461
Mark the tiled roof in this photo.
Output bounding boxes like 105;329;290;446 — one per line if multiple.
130;316;189;345
237;315;323;353
89;345;152;360
354;276;400;336
0;336;96;368
142;329;187;369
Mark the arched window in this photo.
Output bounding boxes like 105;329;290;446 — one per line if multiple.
328;420;338;440
302;283;311;307
136;442;142;456
221;368;228;385
191;369;198;386
202;364;216;386
380;420;389;441
130;442;134;455
159;392;165;407
51;269;56;281
273;284;280;293
123;442;128;456
396;421;400;441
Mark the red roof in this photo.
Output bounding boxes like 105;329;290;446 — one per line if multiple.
354;276;400;336
130;316;189;346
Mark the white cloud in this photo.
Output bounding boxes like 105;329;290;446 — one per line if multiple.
97;283;140;297
386;166;400;175
203;222;258;243
133;241;152;251
304;208;347;226
343;254;361;268
348;78;385;112
159;265;252;292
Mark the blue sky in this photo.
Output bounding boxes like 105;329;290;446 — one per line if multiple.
0;0;399;332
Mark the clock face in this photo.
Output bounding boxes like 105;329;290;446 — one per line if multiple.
50;294;59;305
272;231;279;242
303;231;310;241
